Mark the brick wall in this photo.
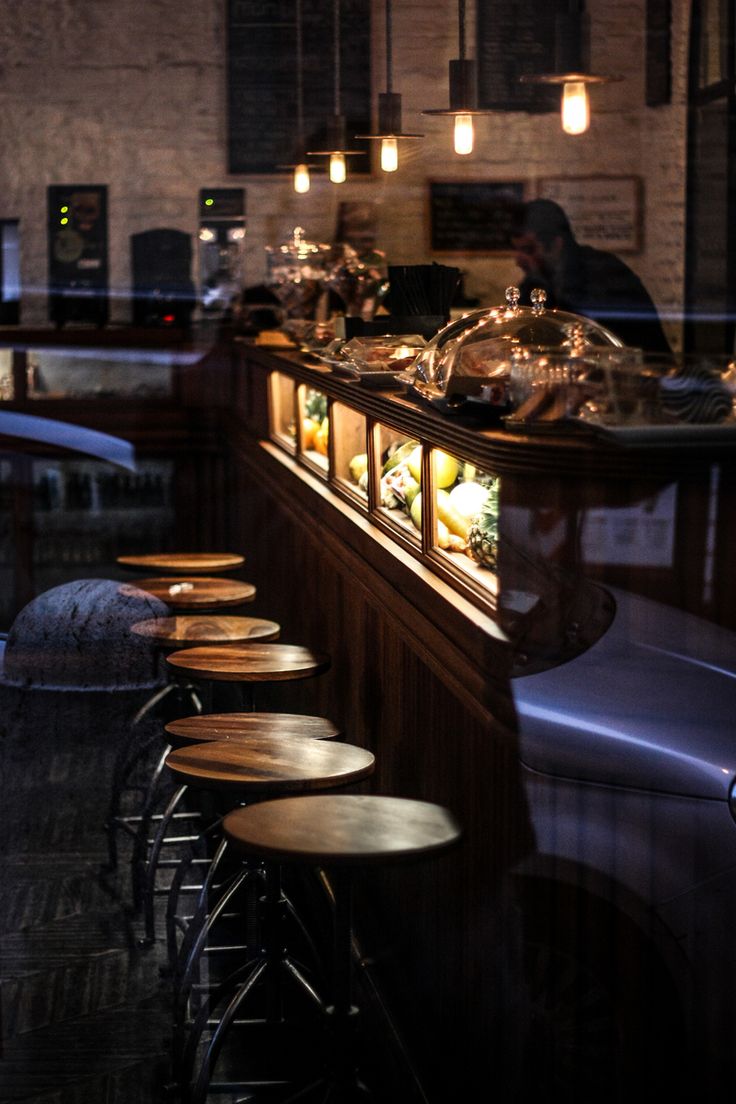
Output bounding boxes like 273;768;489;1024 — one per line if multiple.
0;0;689;348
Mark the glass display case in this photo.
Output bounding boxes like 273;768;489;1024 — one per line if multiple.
25;347;175;399
297;385;329;475
372;425;421;546
331;402;367;505
427;448;500;598
0;348;12;399
269;371;297;452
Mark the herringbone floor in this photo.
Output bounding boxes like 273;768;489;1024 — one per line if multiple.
0;685;172;1103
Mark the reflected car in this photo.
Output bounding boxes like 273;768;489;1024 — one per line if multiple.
511;583;736;1101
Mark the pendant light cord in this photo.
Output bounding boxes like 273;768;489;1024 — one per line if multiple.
333;0;341;115
385;0;393;93
295;0;304;147
458;0;466;60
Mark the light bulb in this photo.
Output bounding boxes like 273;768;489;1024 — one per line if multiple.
453;113;474;155
561;81;589;135
329;152;346;183
380;137;398;173
293;163;311;194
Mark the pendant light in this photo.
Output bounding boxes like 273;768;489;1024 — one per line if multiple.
306;0;364;182
278;0;319;193
421;0;494;156
519;1;620;135
355;0;422;173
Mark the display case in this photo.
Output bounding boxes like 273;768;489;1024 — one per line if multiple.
268;370;296;452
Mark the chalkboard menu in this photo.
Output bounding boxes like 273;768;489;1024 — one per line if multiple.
477;0;569;112
227;0;371;174
429;182;525;253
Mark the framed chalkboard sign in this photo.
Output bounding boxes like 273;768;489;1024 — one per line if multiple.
227;0;372;175
476;0;570;112
429;181;526;254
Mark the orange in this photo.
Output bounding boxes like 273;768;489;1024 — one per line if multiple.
313;420;329;456
302;417;318;450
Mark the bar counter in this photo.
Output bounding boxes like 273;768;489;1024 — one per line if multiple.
224;339;736;1099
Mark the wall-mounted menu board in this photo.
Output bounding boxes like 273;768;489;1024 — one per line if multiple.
429;181;525;253
476;0;571;112
227;0;371;174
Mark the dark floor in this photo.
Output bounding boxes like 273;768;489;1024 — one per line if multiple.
0;686;172;1103
0;685;424;1104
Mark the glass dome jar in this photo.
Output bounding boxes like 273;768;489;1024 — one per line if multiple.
412;286;624;409
265;227;331;320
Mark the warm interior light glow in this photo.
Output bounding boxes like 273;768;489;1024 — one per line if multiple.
293;163;311;193
329;152;346;183
561;81;590;135
380;137;398;172
454;113;474;155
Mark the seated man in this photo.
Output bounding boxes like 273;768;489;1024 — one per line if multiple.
512;199;671;353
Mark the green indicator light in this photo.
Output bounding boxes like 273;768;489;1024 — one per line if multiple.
60;217;69;225
205;198;214;206
60;205;69;213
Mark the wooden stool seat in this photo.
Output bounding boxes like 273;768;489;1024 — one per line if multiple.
166;737;374;794
223;794;462;866
164;712;340;747
130;615;280;648
165;643;331;682
117;552;245;574
120;577;256;610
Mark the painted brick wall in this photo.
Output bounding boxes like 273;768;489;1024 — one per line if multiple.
0;0;689;348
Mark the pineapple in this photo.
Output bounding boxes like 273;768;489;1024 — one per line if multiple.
467;482;499;570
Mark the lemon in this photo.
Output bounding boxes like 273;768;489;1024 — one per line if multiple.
407;446;422;483
433;450;459;488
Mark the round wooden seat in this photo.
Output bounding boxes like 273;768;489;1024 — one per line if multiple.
164;712;341;747
165;736;374;794
120;577;256;610
223;794;462;866
117;552;245;574
165;643;331;683
130;615;280;649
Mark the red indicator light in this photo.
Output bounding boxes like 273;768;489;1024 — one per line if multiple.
163;314;175;324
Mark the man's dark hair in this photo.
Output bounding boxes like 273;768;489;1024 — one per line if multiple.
519;199;575;247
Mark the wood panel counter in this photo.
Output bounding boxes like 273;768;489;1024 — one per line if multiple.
225;341;736;1100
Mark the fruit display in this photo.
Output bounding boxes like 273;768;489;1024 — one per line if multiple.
302;389;328;457
346;441;499;570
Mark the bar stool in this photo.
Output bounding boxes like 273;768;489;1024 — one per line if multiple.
165;643;332;712
120;577;256;612
117;552;245;575
185;794;462;1104
105;614;281;873
162;713;341;968
164;738;375;1083
136;644;332;943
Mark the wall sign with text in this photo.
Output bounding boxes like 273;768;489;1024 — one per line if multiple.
537;176;643;254
227;0;371;175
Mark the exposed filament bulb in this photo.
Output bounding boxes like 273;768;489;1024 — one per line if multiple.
329;152;346;183
561;81;590;135
380;137;398;172
454;113;474;155
293;163;311;194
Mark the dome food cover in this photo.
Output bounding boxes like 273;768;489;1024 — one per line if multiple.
411;286;623;409
2;579;168;691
